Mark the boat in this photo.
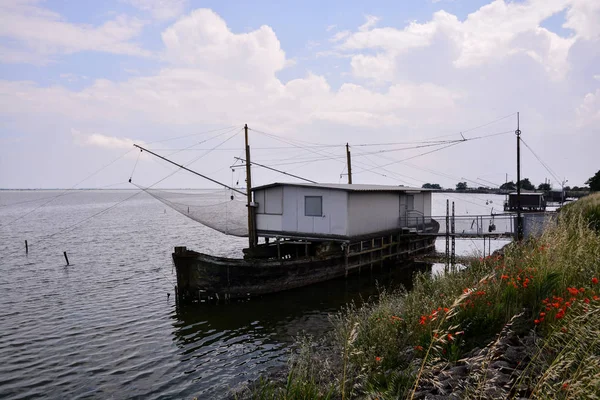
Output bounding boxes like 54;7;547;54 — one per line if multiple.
134;125;439;302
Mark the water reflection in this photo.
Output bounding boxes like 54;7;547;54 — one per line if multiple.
168;262;432;397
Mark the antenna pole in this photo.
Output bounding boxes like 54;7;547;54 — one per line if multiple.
516;112;523;241
346;143;352;184
245;124;256;248
131;144;246;196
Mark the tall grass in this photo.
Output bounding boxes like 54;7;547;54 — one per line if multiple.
246;193;600;400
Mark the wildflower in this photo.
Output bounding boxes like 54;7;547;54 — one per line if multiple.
594;295;600;301
534;319;540;325
561;327;568;333
463;288;470;294
539;312;546;317
447;333;454;341
584;298;590;304
562;383;569;390
443;307;450;313
593;277;598;285
501;274;509;280
415;345;424;351
375;356;382;362
567;287;579;296
419;316;427;325
579;287;585;293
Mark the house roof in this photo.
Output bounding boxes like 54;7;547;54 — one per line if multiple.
252;182;431;193
508;192;544;196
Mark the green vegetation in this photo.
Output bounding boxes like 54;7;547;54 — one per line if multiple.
537;182;551;191
518;178;535;191
586;169;600;192
246;193;600;400
456;182;468;191
421;183;442;190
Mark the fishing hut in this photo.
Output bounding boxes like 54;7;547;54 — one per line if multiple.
504;192;546;212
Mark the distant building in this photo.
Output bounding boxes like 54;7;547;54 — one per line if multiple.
504;192;546;212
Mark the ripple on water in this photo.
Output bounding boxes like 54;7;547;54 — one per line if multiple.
0;191;501;399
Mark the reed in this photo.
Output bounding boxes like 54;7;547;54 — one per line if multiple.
247;193;600;399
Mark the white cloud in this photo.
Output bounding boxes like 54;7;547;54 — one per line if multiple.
0;4;599;188
0;0;149;64
576;89;600;127
338;0;582;81
330;30;351;42
161;9;287;83
123;0;187;20
72;129;143;150
359;15;380;32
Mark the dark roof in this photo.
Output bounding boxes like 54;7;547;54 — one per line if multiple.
252;182;430;193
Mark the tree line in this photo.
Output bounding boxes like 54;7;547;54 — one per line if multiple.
421;169;600;192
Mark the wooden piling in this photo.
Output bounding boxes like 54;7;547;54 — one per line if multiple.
25;240;28;254
63;251;70;266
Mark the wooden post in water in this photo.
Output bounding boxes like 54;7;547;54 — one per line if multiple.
25;240;28;254
63;251;70;266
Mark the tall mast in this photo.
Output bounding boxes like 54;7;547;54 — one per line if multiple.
245;124;256;248
346;143;352;184
516;112;523;241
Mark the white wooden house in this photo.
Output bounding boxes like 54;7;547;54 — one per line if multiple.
252;183;433;240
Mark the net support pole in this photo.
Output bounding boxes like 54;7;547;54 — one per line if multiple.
516;113;523;242
346;143;352;184
245;124;257;248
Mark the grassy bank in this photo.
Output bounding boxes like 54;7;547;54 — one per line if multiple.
245;193;600;400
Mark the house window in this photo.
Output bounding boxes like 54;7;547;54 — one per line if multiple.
305;196;322;216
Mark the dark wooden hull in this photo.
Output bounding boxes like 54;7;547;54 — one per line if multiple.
172;227;438;302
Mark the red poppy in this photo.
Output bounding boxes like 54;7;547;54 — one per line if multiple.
534;319;540;324
567;287;579;296
592;277;598;285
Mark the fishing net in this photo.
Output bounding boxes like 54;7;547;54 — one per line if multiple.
139;187;248;237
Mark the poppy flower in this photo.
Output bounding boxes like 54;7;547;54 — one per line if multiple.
592;277;598;285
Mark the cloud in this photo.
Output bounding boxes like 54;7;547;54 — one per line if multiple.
338;0;583;81
72;129;143;150
123;0;187;20
161;9;287;82
0;4;599;188
0;0;149;64
359;15;380;32
326;24;337;32
330;30;350;42
576;89;600;127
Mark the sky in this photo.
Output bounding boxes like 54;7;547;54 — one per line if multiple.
0;0;599;190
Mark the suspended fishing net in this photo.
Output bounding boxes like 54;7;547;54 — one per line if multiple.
138;187;248;237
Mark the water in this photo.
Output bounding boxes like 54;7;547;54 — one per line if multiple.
0;190;509;399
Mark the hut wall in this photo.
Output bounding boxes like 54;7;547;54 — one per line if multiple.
347;192;400;236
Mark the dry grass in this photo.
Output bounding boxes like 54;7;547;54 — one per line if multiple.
247;193;600;400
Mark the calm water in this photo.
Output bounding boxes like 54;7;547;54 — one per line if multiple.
0;190;509;399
